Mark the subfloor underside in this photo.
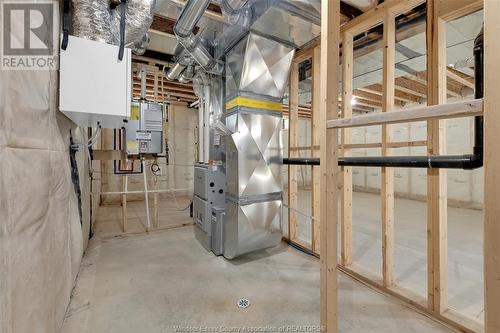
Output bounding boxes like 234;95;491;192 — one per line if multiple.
61;195;459;333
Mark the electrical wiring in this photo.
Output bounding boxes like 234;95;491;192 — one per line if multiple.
70;122;102;151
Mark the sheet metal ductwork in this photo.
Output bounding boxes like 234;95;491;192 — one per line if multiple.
170;0;218;74
165;63;186;81
184;0;320;259
72;0;155;46
179;65;196;83
223;32;295;259
167;0;320;81
218;0;250;23
222;0;248;12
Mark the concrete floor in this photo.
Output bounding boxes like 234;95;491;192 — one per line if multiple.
94;195;193;237
61;196;458;333
286;190;484;322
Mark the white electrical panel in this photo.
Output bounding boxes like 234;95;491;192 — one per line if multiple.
59;35;132;128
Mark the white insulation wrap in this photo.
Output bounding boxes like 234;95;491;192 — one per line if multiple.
0;7;87;333
72;0;156;46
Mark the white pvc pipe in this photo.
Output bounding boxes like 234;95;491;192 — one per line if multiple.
124;175;128;194
142;159;151;230
90;188;192;196
140;67;147;99
198;97;204;162
203;85;210;163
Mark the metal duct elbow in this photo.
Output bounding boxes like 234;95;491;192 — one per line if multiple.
166;62;187;81
179;65;195;83
192;71;208;97
218;0;251;24
173;0;217;71
220;0;249;13
174;0;211;38
72;0;155;46
178;35;215;69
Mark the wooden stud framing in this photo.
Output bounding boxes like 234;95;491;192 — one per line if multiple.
283;1;489;332
328;99;483;128
153;72;160;229
484;1;500;332
341;0;425;36
438;0;483;20
288;61;299;241
340;31;353;266
311;45;321;253
381;10;395;288
121;175;128;233
319;0;340;331
426;0;448;313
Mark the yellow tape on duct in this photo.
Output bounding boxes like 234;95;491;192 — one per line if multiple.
225;97;282;112
131;105;140;120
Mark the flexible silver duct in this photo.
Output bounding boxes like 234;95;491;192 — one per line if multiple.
72;0;114;43
72;0;155;46
111;0;156;46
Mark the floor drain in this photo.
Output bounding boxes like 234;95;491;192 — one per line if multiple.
237;298;250;308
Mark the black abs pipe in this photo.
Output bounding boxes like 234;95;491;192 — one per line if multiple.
472;27;484;164
284;28;484;171
284;155;481;169
338;154;481;169
283;157;320;166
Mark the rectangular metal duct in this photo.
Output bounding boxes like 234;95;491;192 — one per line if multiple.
213;0;320;59
226;33;295;98
185;0;320;259
251;0;321;47
222;32;294;258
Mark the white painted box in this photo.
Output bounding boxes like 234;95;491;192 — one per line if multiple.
59;35;131;128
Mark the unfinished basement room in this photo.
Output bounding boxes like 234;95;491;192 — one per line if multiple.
1;0;499;332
